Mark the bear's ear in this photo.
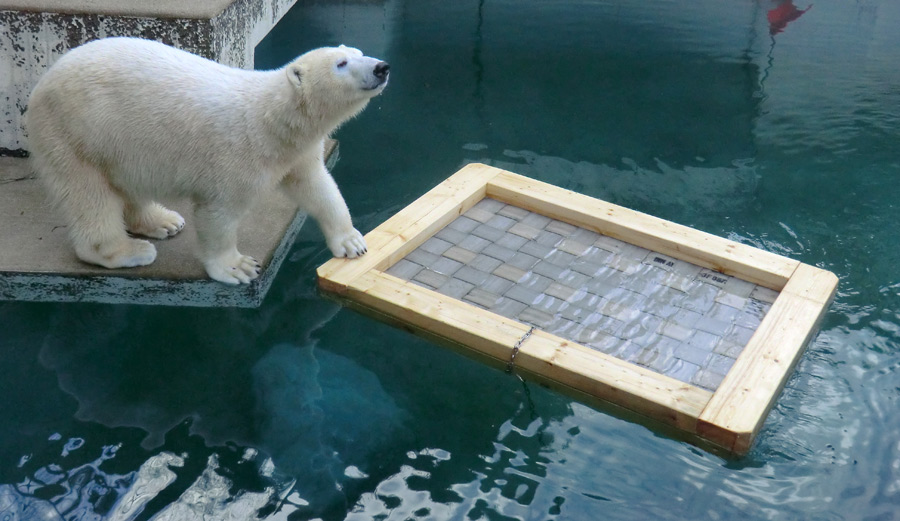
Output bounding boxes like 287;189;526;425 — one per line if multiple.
286;63;303;87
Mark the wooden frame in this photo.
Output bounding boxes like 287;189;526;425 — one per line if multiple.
317;163;838;454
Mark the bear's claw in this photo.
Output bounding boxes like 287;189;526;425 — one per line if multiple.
328;228;367;259
205;253;261;285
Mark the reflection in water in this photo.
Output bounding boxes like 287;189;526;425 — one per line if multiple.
251;342;408;511
0;445;284;521
767;1;813;35
0;442;129;521
470;147;759;216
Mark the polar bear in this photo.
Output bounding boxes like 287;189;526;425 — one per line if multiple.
25;37;389;284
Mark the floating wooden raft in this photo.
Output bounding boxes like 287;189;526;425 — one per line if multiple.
317;163;837;454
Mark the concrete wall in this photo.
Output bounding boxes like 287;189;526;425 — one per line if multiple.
0;0;298;155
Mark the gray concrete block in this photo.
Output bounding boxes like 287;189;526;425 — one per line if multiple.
463;207;494;223
707;302;741;323
570;227;601;246
658;320;693;342
520;212;552;230
687;330;719;351
697;269;730;289
442;246;477;264
469;254;503;274
438;278;475;299
750;286;779;304
557;238;591;256
508;222;542;240
675;343;712;367
594;235;625;254
518;307;555;328
532;260;567;279
519;273;552;293
666;359;701;384
481;243;517;262
490;297;528;317
458;234;491;253
496;232;529;251
504;285;541;306
448;216;480;233
534;295;566;316
545;282;579;302
507;252;540;270
486;214;516;231
454;265;489;286
482;274;515;295
707;353;736;375
463;288;502;309
497;204;530;220
518;241;554;259
421;237;453;256
545;220;577;237
414;269;449;289
557;269;591;289
691;369;726;391
559;304;591;322
545;249;577;268
535;230;564;247
695;317;731;336
493;263;528;283
724;324;755;346
431;256;464;276
671;308;703;328
472;197;506;213
471;223;506;242
713;341;744;358
435;226;468;245
385;259;423;280
407;248;440;267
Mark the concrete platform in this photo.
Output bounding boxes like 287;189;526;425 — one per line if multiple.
0;140;338;307
1;0;300;153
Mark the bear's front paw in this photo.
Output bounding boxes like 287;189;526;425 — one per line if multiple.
127;205;185;240
204;252;261;285
327;228;367;259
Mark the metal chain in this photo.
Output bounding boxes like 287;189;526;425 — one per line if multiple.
506;326;536;374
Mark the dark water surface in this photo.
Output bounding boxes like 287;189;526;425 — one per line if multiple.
3;0;900;519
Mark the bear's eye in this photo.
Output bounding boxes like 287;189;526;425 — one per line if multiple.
337;60;348;69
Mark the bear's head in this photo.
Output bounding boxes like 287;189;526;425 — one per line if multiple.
285;45;390;127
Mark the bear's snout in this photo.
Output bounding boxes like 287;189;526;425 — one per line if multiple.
374;61;390;81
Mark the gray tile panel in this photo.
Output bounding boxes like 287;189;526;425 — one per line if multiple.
384;197;777;392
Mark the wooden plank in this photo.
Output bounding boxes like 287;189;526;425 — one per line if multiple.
515;330;712;432
780;263;840;304
317;163;502;293
486;170;798;290
696;266;838;453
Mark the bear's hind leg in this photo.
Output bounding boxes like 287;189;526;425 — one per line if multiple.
125;200;185;239
40;155;157;269
193;204;260;285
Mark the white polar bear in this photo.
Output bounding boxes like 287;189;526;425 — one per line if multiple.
25;37;389;284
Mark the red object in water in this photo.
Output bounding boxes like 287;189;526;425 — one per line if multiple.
768;1;812;35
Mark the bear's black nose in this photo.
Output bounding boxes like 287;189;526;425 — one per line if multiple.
374;62;390;80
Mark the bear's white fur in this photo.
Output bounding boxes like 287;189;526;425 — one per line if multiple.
25;37;389;284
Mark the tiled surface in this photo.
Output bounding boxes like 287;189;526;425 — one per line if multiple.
385;198;778;392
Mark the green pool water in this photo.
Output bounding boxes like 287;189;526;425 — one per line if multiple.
2;0;899;519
